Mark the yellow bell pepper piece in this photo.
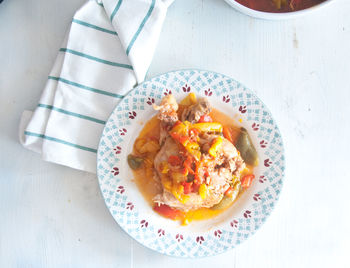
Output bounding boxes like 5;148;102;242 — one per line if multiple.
180;93;197;106
171;184;183;200
134;138;147;153
198;184;208;199
172;172;186;183
192;122;223;133
185;142;200;153
160;162;169;174
171;121;191;136
191;149;201;162
172;184;190;204
180;194;190;204
185;147;201;161
208;136;223;158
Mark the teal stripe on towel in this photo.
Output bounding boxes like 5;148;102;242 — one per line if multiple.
72;19;117;36
48;76;124;99
110;0;123;21
24;131;97;153
126;0;155;55
59;48;132;70
38;104;106;125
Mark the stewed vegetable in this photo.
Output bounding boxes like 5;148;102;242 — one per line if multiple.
127;154;144;170
235;128;259;166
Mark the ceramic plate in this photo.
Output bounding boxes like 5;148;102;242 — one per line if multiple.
97;70;285;258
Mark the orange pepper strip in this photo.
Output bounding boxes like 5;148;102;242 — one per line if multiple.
241;174;255;188
223;126;234;144
153;204;184;220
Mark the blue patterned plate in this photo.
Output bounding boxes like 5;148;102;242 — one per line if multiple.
97;70;285;258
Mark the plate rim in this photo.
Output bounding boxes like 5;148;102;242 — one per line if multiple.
96;68;286;258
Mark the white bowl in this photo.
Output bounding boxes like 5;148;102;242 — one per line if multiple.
224;0;335;20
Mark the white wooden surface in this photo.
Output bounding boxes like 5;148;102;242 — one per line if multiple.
1;0;350;267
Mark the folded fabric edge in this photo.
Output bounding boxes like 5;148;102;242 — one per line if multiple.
102;0;172;83
19;110;42;154
19;110;97;173
41;150;97;173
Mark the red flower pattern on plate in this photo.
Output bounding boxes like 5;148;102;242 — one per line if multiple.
243;210;252;218
260;140;268;148
239;105;247;114
259;175;267;183
140;220;148;228
175;234;184;242
252;122;260;131
204;88;213;96
230;219;238;228
113;146;121;154
222;95;230;103
214;230;222;238
253;194;261;201
146;97;155;105
163;89;172;95
264;159;272;167
182;84;191;92
126;202;134;210
111;167;119;176
119;128;127;136
128;111;137;119
158;229;165;237
116;185;125;194
196;236;205;244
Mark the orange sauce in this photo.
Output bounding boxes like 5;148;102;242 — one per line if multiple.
132;116;161;204
130;108;254;223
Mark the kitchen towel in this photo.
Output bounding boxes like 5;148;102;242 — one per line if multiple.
19;0;173;173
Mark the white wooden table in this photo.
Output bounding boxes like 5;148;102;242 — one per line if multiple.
1;0;350;267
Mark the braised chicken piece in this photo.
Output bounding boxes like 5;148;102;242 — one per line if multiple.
153;94;179;145
181;98;212;123
153;95;246;212
153;94;178;124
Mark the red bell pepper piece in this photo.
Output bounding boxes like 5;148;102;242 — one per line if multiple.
223;126;234;144
241;174;255;188
181;182;193;194
198;114;213;123
168;155;182;166
183;155;195;174
224;186;234;197
153;204;183;220
170;132;189;145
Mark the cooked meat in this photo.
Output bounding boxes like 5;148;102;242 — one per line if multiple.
153;94;178;124
153;135;245;211
152;95;246;212
154;137;179;170
153;94;178;145
158;124;169;146
181;98;212;123
154;189;223;211
200;134;246;177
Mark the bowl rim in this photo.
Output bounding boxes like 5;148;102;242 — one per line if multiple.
223;0;335;20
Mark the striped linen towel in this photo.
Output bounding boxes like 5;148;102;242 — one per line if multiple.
19;0;173;173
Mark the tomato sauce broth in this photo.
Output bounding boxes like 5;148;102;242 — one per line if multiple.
235;0;326;13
